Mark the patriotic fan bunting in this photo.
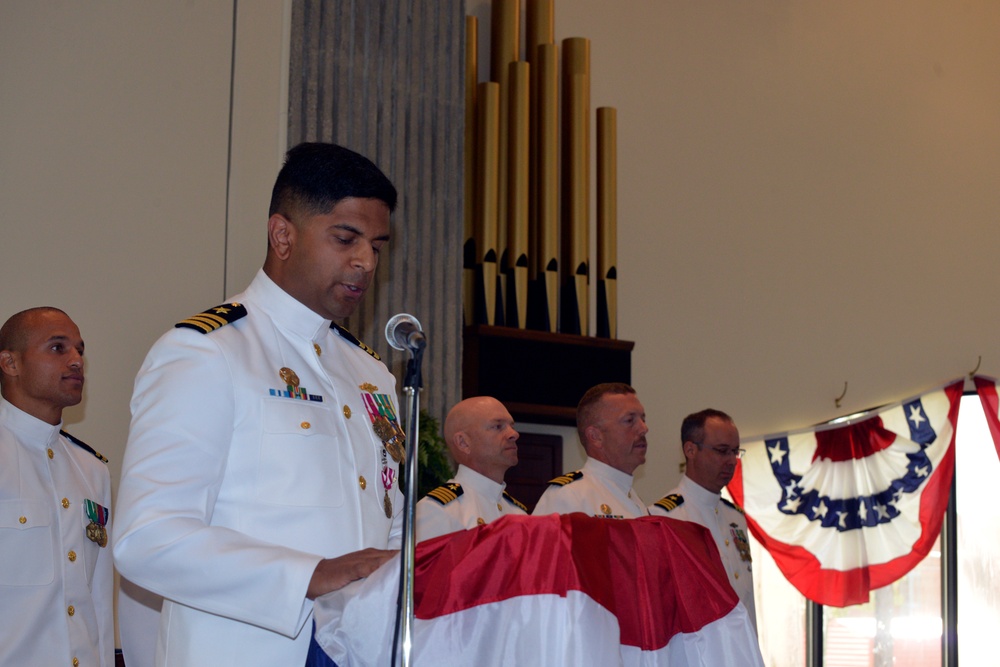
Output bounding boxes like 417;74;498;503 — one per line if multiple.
730;380;963;607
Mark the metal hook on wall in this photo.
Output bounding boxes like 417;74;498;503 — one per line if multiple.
834;381;848;409
969;355;982;379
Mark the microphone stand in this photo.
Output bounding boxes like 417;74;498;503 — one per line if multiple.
391;341;424;667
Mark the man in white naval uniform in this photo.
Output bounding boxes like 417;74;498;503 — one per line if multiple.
533;383;650;518
113;143;403;667
0;307;113;667
416;396;528;541
649;409;758;634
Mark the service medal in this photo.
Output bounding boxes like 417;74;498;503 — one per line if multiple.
86;522;108;548
373;415;405;463
279;367;300;388
84;499;109;548
383;490;393;518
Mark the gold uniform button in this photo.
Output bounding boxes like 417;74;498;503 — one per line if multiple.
47;448;54;459
19;516;26;524
359;476;367;490
476;518;485;525
300;421;311;430
68;551;77;562
600;504;612;515
343;405;352;419
314;343;322;356
73;659;79;667
734;572;740;580
67;605;75;616
62;498;70;509
497;503;503;511
725;539;730;546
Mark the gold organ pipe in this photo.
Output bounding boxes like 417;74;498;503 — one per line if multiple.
507;60;530;329
463;16;478;327
536;42;559;332
526;0;553;288
561;37;590;336
476;81;501;326
490;0;519;325
597;107;617;339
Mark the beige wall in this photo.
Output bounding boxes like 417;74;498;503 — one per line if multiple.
543;0;1000;501
3;0;999;539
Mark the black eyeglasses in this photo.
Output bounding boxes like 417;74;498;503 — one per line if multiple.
692;442;746;459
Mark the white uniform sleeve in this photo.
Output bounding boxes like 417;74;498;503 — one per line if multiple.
112;330;321;639
414;497;464;542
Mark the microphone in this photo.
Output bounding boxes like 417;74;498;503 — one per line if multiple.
385;313;426;351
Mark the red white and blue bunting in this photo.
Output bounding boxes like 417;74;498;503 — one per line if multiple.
730;380;963;607
973;375;1000;463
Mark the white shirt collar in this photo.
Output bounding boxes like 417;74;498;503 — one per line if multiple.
454;464;506;502
584;457;635;496
679;474;722;508
246;269;332;343
0;397;61;450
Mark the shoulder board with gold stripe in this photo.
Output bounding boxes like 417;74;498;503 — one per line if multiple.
425;482;463;505
60;430;108;464
547;470;583;486
332;323;380;360
721;497;745;514
503;491;528;512
654;493;684;512
175;302;247;334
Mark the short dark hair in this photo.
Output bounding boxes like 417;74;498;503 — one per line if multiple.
0;307;68;353
680;408;734;445
268;142;397;219
576;382;636;445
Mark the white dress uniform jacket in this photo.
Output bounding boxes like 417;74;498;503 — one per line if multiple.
532;458;648;518
649;475;757;631
0;398;113;667
415;464;528;541
113;270;404;667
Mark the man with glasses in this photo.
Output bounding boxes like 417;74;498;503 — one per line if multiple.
649;408;757;632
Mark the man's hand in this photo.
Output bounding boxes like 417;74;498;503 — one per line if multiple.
307;548;398;599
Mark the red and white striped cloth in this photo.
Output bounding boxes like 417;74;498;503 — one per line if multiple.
314;513;763;666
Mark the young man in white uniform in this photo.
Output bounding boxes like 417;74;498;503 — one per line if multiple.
0;307;113;667
416;396;527;540
533;383;650;519
113;143;402;666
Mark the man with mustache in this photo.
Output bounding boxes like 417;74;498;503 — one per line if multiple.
649;408;757;633
533;383;650;518
416;396;528;541
0;307;113;666
114;143;402;666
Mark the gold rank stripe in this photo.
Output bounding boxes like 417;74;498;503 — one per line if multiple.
654;494;684;512
178;313;229;332
426;484;463;505
175;303;247;334
548;470;583;486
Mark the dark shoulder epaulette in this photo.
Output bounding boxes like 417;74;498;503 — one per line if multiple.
425;482;463;505
503;491;528;512
175;302;247;334
332;323;380;360
547;470;583;486
721;497;745;515
653;493;684;512
60;430;108;464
